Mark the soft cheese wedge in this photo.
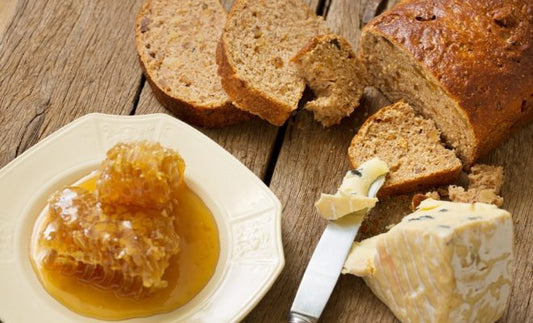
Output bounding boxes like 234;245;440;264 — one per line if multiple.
315;158;389;220
343;199;513;323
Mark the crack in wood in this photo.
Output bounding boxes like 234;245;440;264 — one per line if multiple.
15;98;51;156
317;0;332;17
264;84;315;185
263;123;287;186
130;75;145;116
324;0;333;17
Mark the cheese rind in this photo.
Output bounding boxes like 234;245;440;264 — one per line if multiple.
315;158;388;220
343;199;513;323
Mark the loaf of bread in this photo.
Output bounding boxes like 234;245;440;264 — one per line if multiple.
135;0;250;127
291;34;367;127
348;101;462;197
217;0;329;126
362;0;533;165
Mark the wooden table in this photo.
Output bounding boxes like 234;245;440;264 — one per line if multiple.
1;0;531;322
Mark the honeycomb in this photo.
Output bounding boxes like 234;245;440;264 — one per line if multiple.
38;141;185;298
97;141;185;211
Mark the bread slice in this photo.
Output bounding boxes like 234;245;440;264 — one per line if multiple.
361;0;533;165
135;0;250;127
291;34;367;127
448;164;504;206
348;101;462;196
217;0;329;126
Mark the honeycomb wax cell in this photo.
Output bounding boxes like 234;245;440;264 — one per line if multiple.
97;141;185;211
40;186;180;294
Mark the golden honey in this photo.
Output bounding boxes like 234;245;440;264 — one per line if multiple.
30;142;219;320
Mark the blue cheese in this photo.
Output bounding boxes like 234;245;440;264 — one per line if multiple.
343;199;513;323
315;158;389;220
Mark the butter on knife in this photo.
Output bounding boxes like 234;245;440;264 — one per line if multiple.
315;158;389;220
289;158;389;322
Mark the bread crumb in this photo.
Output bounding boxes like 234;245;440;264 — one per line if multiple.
448;164;504;207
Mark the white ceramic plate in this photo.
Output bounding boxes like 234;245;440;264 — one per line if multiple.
0;113;284;323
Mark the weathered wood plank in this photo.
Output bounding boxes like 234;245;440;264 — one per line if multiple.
244;103;391;322
0;0;18;40
0;0;145;168
245;0;397;320
246;0;533;321
135;88;278;179
324;0;366;47
484;122;533;323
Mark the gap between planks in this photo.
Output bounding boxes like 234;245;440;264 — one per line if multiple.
262;0;329;186
129;75;146;116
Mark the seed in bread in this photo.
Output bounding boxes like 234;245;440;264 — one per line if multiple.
135;0;250;127
348;101;462;197
292;34;368;127
217;0;330;126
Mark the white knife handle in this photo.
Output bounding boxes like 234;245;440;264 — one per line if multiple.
288;312;317;323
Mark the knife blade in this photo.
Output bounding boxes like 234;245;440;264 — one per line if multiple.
288;175;386;322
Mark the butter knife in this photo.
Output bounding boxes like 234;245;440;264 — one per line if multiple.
288;175;385;323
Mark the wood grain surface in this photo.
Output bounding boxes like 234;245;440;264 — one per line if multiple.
136;90;279;179
0;0;531;322
0;0;18;40
0;0;145;168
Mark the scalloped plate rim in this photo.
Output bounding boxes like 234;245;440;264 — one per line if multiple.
0;113;284;323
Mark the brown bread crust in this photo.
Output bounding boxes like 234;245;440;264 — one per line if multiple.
140;60;251;128
217;0;328;126
134;0;250;128
372;168;461;198
364;0;533;163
